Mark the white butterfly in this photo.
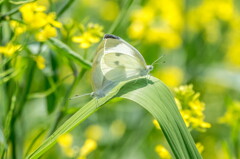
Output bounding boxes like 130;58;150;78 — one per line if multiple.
91;34;153;98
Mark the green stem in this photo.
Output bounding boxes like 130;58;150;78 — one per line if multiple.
9;42;42;158
57;0;75;19
0;6;19;21
24;128;47;157
107;0;134;34
48;68;86;135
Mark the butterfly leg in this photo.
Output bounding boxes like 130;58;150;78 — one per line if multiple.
95;98;99;109
145;74;151;85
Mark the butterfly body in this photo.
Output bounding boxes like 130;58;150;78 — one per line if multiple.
91;34;153;98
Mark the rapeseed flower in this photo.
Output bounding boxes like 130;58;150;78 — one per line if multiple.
34;56;46;69
72;23;103;49
35;25;57;42
100;1;119;21
155;66;184;88
0;43;21;57
128;0;183;49
57;133;73;148
85;125;103;141
225;16;240;68
196;142;204;154
57;133;76;157
10;21;27;36
77;139;97;159
155;145;171;159
152;119;161;130
19;2;61;41
174;85;211;131
187;0;234;43
219;100;240;127
110;120;126;138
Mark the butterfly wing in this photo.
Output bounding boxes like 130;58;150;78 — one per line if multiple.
91;40;106;93
91;34;149;98
100;37;148;81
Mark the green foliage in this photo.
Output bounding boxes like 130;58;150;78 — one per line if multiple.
27;77;201;159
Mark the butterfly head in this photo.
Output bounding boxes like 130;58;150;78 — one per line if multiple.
146;65;154;72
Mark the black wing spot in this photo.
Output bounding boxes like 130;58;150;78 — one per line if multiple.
114;61;119;65
115;53;121;56
104;34;120;39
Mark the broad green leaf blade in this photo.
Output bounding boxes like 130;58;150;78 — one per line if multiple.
27;76;202;159
48;38;92;69
117;77;202;159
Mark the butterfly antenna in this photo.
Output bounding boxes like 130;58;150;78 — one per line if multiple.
151;54;165;66
69;92;92;100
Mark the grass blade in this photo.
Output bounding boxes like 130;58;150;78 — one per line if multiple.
48;38;92;69
27;76;201;159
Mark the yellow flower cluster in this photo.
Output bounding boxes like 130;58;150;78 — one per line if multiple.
155;142;205;158
110;120;126;138
152;119;161;130
85;125;103;141
72;23;104;49
18;2;62;41
174;85;211;132
128;0;183;49
57;133;98;158
57;133;76;157
34;56;46;70
155;66;184;88
81;0;119;21
100;1;119;21
78;139;97;159
0;43;21;57
196;142;204;154
10;21;27;36
155;145;172;159
225;16;240;68
219;101;240;127
187;0;234;43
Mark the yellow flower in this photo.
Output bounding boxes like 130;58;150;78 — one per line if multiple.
155;145;171;159
72;23;103;49
155;66;184;88
35;25;57;41
131;6;155;24
128;0;183;49
20;2;47;29
57;133;77;157
0;43;21;57
110;120;126;138
187;0;234;35
225;41;240;67
146;27;182;49
196;142;204;154
127;21;146;39
46;12;62;28
34;56;46;69
62;147;76;158
85;125;103;141
100;1;119;21
152;119;161;130
20;2;62;30
10;21;27;36
57;133;73;148
78;139;97;159
174;85;211;131
219;101;240;127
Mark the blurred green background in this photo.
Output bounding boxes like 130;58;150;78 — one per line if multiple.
0;0;240;158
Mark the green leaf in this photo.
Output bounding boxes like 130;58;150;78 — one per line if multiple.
48;38;92;69
26;76;202;159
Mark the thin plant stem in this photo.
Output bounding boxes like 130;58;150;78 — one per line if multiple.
107;0;134;34
57;0;75;19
